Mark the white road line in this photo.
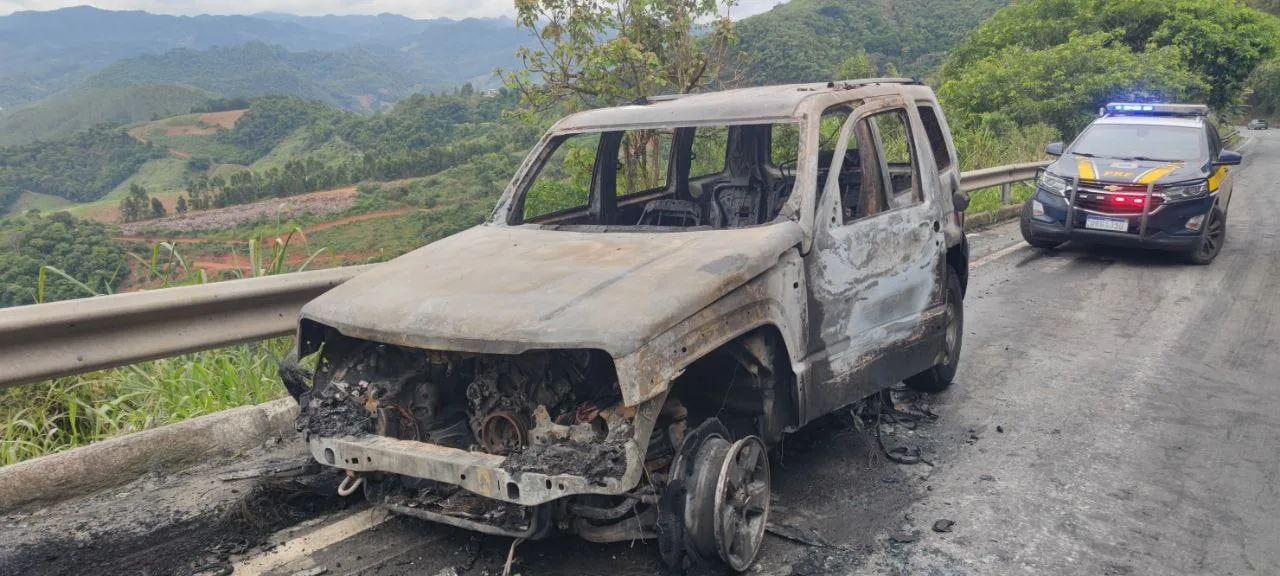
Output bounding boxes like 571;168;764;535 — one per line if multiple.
972;240;1029;269
232;507;392;575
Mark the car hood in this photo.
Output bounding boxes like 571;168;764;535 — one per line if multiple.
300;223;804;357
1048;153;1209;185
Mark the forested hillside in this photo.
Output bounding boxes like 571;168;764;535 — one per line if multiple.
0;85;212;147
735;0;1013;83
939;0;1280;137
0;124;163;212
0;212;124;307
0;6;524;110
83;43;415;110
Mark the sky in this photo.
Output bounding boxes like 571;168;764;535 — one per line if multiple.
0;0;783;19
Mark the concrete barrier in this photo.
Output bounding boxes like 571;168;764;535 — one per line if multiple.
0;396;299;514
964;204;1023;232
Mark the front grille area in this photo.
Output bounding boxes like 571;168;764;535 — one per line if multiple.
1072;180;1164;215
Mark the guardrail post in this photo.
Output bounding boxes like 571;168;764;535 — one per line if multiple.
1000;182;1012;204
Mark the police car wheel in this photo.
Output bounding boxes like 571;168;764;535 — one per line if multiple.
905;269;963;393
1020;200;1063;250
1186;207;1225;265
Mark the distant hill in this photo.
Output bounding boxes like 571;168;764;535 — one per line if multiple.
0;85;212;146
735;0;1014;84
0;6;527;110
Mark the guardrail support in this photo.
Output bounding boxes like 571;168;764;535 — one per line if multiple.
1000;182;1012;204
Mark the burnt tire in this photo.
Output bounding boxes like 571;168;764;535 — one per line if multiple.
904;269;963;393
1185;206;1226;265
1020;200;1064;249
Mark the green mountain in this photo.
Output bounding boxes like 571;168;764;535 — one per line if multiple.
735;0;1014;84
83;43;414;110
0;6;522;110
0;85;211;146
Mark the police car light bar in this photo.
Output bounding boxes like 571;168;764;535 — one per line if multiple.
1104;103;1209;117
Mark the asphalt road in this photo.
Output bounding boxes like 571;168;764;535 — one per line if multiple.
118;130;1280;576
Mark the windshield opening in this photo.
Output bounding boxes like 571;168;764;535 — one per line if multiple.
511;122;801;229
1070;124;1206;162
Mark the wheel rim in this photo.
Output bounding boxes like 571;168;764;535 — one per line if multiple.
1200;211;1224;258
714;436;770;572
943;297;959;365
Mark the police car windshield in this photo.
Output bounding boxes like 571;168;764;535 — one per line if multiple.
1070;124;1206;163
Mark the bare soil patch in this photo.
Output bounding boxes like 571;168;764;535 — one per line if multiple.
164;125;216;137
118;187;359;235
200;109;247;129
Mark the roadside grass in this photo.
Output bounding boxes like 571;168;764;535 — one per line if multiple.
966;182;1035;214
0;341;290;466
954;121;1055;215
0;233;328;465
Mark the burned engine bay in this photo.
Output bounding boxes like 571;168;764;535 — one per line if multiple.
293;338;690;537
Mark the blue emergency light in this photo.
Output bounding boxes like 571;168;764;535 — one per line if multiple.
1103;102;1209;117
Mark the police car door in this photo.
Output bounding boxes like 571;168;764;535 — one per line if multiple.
1206;123;1233;211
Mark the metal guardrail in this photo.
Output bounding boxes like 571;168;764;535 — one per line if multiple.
0;162;1050;390
960;161;1053;202
0;266;373;389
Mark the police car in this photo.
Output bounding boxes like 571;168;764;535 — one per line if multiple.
1020;103;1242;264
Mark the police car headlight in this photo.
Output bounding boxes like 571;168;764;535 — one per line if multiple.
1038;172;1069;196
1162;180;1209;201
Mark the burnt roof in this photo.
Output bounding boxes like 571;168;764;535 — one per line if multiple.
552;79;929;132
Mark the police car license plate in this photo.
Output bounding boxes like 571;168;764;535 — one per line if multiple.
1085;216;1128;232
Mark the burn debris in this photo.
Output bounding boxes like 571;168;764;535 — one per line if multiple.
502;406;631;483
299;338;636;487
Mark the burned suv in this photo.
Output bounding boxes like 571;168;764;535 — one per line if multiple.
286;79;970;572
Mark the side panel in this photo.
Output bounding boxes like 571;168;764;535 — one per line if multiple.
800;97;947;423
612;249;808;414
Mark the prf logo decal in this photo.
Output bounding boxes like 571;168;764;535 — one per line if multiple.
1103;171;1135;178
1110;162;1139;169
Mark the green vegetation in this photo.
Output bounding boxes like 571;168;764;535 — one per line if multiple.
0;212;125;307
0;124;163;213
83;43;416;111
503;0;740;112
735;0;1013;83
1;341;290;465
940;0;1280;136
0;84;211;147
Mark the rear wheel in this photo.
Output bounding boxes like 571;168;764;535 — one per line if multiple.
904;269;963;393
1186;207;1226;265
1020;200;1064;249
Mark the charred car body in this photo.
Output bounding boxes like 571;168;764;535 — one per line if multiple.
286;79;969;571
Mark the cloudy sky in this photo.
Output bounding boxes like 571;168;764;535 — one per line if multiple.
0;0;783;19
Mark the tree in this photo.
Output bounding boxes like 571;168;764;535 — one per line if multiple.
150;197;167;218
501;0;744;114
175;196;188;215
119;196;142;223
834;50;876;80
943;0;1280;113
941;32;1206;136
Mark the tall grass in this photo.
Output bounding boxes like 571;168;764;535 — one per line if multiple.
1;341;290;465
953;121;1058;214
2;232;327;466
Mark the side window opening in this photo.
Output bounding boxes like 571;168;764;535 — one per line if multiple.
522;133;601;221
518;123;799;230
918;105;952;172
1205;123;1222;159
617;129;674;197
868;110;922;210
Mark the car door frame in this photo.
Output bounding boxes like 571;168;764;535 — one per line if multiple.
798;95;950;424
